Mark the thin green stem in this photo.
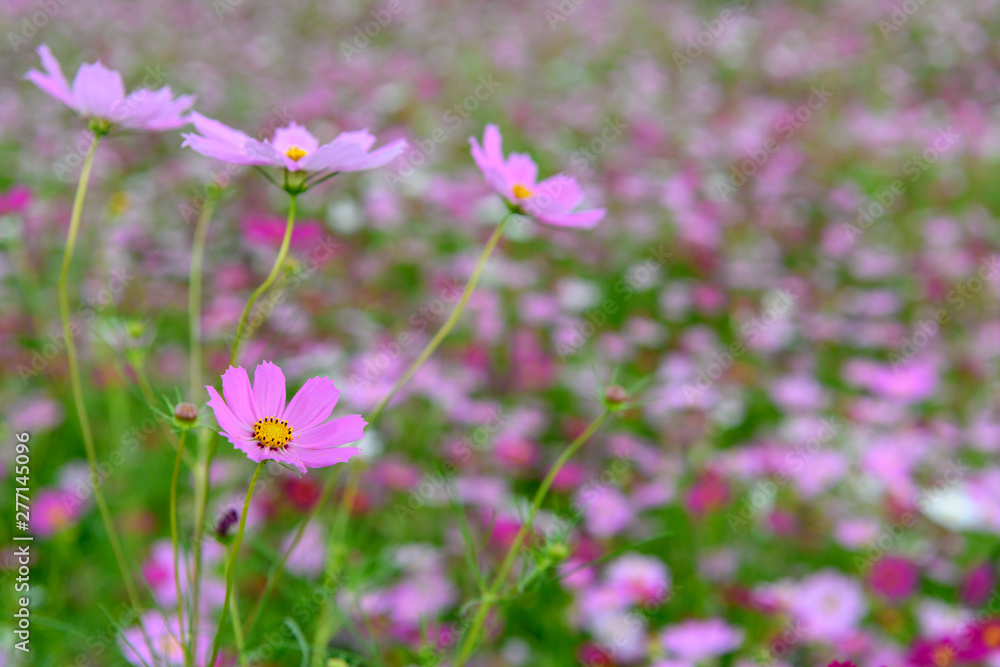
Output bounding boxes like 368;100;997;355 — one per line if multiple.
170;430;189;665
208;461;264;667
229;193;297;366
250;215;512;646
189;196;217;400
307;214;512;661
58;133;141;605
194;194;292;650
186;196;220;660
188;427;214;656
230;592;248;667
452;411;611;667
369;214;511;423
241;466;342;638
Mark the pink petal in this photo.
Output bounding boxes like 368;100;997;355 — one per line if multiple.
71;61;125;118
294;414;367;449
221;366;259;425
533;174;584;213
505;152;538;188
536;208;606;229
335;129;377;151
270;122;320;154
252;361;286;419
287;445;361;470
24;44;75;109
352;137;407;170
182;113;280;166
482;124;503;162
299;141;364;172
205;386;254;441
114;87;194;131
283;377;340;432
469;126;514;198
252;446;306;473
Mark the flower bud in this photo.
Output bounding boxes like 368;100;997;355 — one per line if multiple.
604;385;628;406
173;402;199;427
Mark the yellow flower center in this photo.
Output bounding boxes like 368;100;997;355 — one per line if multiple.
512;183;533;199
253;417;293;449
984;626;1000;648
285;146;309;161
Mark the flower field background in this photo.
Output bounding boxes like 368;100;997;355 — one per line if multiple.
2;0;1000;665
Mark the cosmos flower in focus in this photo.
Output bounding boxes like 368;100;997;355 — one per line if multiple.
182;113;406;181
25;44;194;133
205;361;366;474
469;124;605;229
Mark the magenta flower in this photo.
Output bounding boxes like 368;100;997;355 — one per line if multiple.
182;112;406;174
866;555;919;602
24;44;193;132
469;124;605;229
205;361;366;474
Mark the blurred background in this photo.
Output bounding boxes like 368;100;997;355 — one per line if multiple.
3;0;1000;665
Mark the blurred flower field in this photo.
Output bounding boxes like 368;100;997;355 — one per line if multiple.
2;0;1000;665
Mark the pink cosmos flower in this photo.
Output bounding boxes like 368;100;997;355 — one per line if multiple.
605;553;671;604
205;361;366;474
660;618;745;661
469;124;605;229
182;113;406;174
25;44;193;132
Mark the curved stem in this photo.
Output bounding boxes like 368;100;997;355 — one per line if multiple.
170;430;189;664
369;213;511;423
242;466;342;637
245;215;511;643
196;194;293;647
452;411;611;667
58;134;142;606
208;461;264;667
229;194;297;367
